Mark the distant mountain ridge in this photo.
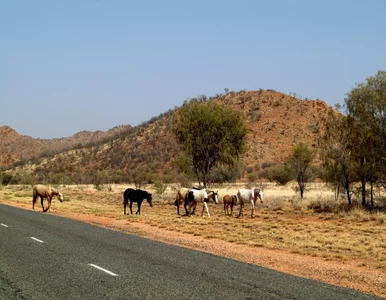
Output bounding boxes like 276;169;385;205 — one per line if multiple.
0;125;133;166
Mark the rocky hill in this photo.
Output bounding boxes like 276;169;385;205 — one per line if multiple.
0;125;133;166
1;90;338;183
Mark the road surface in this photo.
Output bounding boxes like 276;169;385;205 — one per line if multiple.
0;203;382;300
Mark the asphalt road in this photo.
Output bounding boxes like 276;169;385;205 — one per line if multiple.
0;203;382;300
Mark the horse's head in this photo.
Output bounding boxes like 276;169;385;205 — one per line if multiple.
186;191;195;203
147;193;153;207
57;192;64;202
209;190;219;204
259;191;264;203
232;195;238;205
254;188;263;203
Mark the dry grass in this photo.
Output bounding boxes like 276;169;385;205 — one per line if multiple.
1;183;385;272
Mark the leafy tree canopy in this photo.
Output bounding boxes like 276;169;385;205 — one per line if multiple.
286;143;313;198
172;99;247;186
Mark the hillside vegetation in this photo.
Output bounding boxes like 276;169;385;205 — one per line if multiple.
1;90;335;185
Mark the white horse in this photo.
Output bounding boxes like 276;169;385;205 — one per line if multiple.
236;187;264;218
186;188;219;217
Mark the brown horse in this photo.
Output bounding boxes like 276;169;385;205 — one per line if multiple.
173;187;191;215
223;195;237;216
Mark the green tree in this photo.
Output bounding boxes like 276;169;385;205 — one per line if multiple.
286;143;313;198
172;99;247;187
320;107;357;205
345;70;386;208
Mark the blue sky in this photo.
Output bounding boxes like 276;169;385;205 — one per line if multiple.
1;0;385;139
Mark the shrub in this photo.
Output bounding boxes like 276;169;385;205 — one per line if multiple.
247;173;258;183
1;173;13;185
154;181;167;195
261;164;293;185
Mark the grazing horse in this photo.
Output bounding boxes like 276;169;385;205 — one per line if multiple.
123;188;152;215
32;184;63;212
173;187;191;215
236;188;264;218
223;195;237;216
186;189;218;217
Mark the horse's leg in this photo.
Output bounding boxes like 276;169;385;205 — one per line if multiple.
184;199;189;216
224;202;227;216
202;202;210;217
237;201;243;218
40;197;45;212
187;200;196;217
206;203;210;217
176;198;180;215
136;201;142;215
251;200;255;218
129;201;133;214
32;195;36;210
230;204;233;217
46;197;52;212
187;201;193;216
123;196;128;215
191;202;197;215
177;197;183;216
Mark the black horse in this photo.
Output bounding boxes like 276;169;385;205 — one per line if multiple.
123;188;153;215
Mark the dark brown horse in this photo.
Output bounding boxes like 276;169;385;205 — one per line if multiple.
123;188;153;215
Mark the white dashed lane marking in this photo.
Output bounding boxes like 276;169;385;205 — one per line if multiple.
31;237;44;243
89;264;118;276
2;219;120;278
2;222;118;277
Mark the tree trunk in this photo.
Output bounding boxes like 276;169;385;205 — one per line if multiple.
343;173;351;205
361;175;366;207
299;181;305;199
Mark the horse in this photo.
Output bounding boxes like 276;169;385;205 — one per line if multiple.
32;184;63;212
186;188;218;217
123;188;135;215
236;188;264;218
223;194;237;216
123;188;153;215
173;187;191;215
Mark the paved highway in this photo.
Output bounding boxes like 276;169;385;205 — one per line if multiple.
0;203;382;299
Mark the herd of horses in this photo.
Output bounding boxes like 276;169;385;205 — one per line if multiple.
31;184;264;218
123;186;264;218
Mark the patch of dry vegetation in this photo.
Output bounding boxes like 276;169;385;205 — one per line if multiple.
1;183;385;297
